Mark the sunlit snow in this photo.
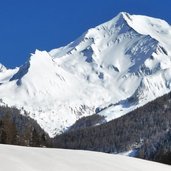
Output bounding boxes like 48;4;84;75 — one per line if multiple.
0;12;171;137
0;145;170;171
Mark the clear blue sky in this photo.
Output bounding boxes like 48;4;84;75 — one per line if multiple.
0;0;171;68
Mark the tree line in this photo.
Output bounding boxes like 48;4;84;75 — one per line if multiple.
0;105;51;147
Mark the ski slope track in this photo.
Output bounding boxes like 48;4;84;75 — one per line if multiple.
0;144;170;171
0;12;171;137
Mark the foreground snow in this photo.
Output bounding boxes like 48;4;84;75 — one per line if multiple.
0;145;170;171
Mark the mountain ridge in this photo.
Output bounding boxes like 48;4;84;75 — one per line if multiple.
0;12;171;137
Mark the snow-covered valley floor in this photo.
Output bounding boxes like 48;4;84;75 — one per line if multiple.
0;144;170;171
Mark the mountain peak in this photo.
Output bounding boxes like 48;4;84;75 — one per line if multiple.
10;49;55;84
117;12;132;21
95;12;132;31
0;63;7;72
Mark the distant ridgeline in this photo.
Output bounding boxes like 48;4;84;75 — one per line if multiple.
0;92;171;165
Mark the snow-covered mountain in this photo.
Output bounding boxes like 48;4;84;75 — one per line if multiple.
1;144;170;171
0;12;171;137
0;63;6;72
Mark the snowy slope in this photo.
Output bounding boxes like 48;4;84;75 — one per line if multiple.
0;12;171;137
0;144;170;171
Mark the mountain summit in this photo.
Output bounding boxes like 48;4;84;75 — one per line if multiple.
0;63;7;72
0;12;171;137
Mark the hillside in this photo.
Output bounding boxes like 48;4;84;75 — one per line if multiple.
0;105;51;147
54;92;171;164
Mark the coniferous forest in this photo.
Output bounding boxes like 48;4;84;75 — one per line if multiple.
54;92;171;165
0;106;51;147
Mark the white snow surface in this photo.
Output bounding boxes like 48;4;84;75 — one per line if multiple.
0;12;171;137
0;144;170;171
